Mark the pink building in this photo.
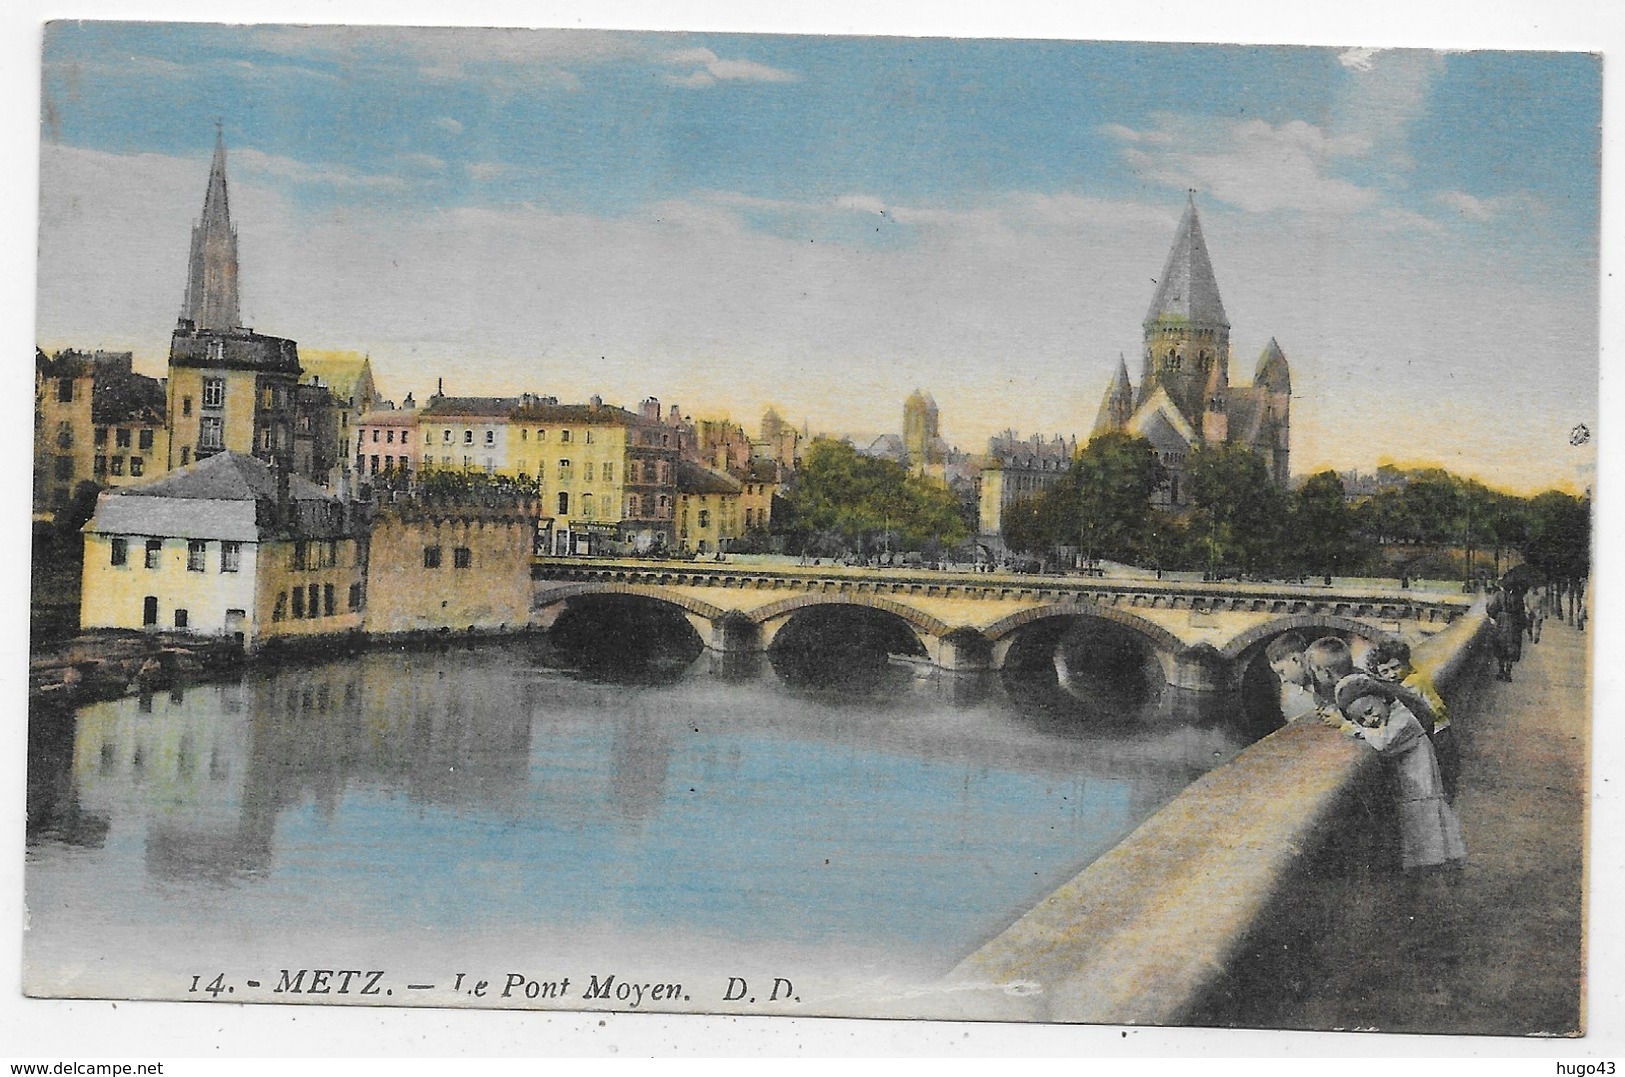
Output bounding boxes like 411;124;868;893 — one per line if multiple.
355;408;418;482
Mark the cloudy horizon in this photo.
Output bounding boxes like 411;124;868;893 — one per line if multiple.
35;24;1601;495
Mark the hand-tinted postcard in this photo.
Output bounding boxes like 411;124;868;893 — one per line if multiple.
26;21;1598;1037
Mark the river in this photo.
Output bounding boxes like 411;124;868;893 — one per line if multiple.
24;634;1251;1016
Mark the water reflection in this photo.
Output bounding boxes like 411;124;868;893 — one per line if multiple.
27;635;1252;981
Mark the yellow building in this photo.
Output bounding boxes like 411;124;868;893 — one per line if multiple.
676;460;742;555
80;452;363;649
512;397;678;555
34;349;169;516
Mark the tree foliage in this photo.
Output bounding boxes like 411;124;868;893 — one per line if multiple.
1186;442;1287;574
783;438;968;554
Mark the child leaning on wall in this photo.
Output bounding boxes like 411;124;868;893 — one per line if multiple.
1327;672;1466;873
1365;638;1460;804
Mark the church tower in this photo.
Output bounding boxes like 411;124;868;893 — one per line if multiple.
1091;354;1135;438
180;125;241;332
1139;193;1230;431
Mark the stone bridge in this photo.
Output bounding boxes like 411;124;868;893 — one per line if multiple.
531;558;1474;691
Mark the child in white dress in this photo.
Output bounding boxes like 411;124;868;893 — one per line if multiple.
1327;673;1467;871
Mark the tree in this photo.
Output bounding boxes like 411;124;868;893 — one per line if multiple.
1186;443;1288;576
1288;470;1363;582
1071;432;1165;565
783;439;967;555
1522;490;1590;583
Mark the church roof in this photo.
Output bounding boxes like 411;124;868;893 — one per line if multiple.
1127;385;1199;453
300;351;374;405
1090;354;1135;438
1144;195;1229;330
181;127;241;332
1254;337;1291;395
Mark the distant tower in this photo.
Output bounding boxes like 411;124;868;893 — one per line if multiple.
180;125;241;331
1254;337;1293;484
1140;192;1230;430
903;389;939;473
1091;354;1135;438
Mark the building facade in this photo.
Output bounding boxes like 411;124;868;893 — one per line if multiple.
1089;195;1291;505
80;452;363;648
976;432;1077;537
675;459;742;555
34;349;170;516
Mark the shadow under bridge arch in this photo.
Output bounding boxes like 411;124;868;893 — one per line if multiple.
983;603;1188;686
533;580;731;646
1226;613;1408;733
747;592;966;668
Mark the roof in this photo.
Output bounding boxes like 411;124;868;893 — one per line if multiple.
512;402;644;426
91;369;166;426
299;350;374;404
1144;196;1230;329
109;451;333;503
676;459;742;496
420;395;521;418
1128;386;1200;452
357;408;418;427
1254;338;1291;395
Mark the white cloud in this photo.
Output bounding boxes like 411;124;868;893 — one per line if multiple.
662;46;798;89
1438;189;1497;221
1338;48;1378;72
34;143;1596;495
1109;116;1379;216
432;117;464;135
232;148;406;191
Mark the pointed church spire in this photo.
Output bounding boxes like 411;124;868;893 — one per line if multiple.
1091;353;1137;439
180;124;241;331
1143;193;1229;330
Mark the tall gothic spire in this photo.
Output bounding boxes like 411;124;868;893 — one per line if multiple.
1143;192;1228;330
180;125;241;331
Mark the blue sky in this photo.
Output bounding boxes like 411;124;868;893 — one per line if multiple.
34;21;1602;492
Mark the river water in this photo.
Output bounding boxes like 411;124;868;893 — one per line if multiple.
24;637;1250;1016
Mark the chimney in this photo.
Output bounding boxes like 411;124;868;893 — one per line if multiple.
402;392;415;410
589;394;602;409
640;397;660;421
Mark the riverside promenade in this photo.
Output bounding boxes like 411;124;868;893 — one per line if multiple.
1199;615;1589;1035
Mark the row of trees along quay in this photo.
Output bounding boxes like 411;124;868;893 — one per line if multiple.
764;432;1588;590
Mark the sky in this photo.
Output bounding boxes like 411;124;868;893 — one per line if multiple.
33;21;1602;495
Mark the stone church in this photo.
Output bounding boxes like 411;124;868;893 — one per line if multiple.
1090;195;1291;507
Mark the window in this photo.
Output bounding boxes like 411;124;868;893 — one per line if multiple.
560;430;571;443
584;462;595;481
521;429;528;441
557;492;569;515
180;447;191;465
453;547;472;569
585;430;594;444
203;378;225;409
56;378;73;403
464;429;474;444
537;429;546;441
324;584;335;617
273;592;287;621
138;426;153;449
221;542;241;573
144;539;162;569
55;456;73;480
292;587;305;618
698;509;711;529
371;455;380;473
484;430;495;446
187;541;206;572
387;429;396;444
114;428;131;449
602;462;612;483
108;457;123;477
443;430;452;444
348;583;363;611
582;494;595;519
174;609;189;629
558;459;572;481
324;540;338;567
199;417;224;450
308;583;321;618
94;427;108;447
110;538;128;566
182;396;193;417
424;546;442;569
130;457;144;477
142;596;158;626
294;541;309;570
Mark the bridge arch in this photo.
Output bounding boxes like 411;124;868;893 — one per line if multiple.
1219;613;1404;661
982;603;1185;657
747;593;954;640
533;580;730;624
